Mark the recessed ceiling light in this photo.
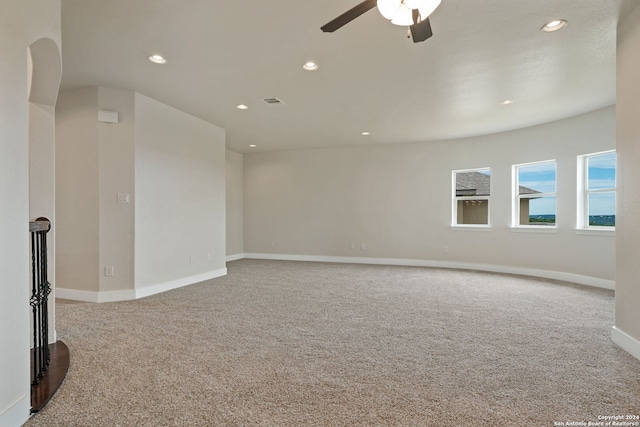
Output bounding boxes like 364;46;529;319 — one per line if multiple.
541;19;567;32
148;54;167;64
500;99;514;105
236;104;249;110
361;131;371;136
249;144;257;148
302;61;319;71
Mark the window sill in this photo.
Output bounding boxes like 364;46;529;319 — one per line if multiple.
450;225;492;232
510;226;557;234
575;228;615;237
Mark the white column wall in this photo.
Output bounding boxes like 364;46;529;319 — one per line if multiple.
0;1;61;425
97;88;135;294
56;88;101;294
226;150;244;259
29;102;58;344
614;2;640;360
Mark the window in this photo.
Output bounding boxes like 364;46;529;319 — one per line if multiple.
453;168;491;226
578;150;616;229
513;161;556;227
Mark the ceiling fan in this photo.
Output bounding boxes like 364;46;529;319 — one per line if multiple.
321;0;441;43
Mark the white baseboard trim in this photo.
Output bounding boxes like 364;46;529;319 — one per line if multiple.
226;253;245;262
135;268;227;300
56;268;228;303
242;253;615;290
0;394;30;427
611;326;640;361
55;287;136;303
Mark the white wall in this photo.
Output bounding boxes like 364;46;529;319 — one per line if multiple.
29;102;57;343
57;90;227;301
226;150;244;259
244;107;615;286
56;88;101;293
614;2;640;360
0;1;61;425
57;87;135;296
135;93;227;295
97;88;135;294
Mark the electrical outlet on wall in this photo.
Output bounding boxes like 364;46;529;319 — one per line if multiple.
360;243;366;250
444;246;449;253
105;266;114;277
349;242;355;249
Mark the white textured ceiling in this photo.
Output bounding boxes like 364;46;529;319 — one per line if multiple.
60;0;637;153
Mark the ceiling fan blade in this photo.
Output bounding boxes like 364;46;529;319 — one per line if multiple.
321;0;378;33
410;17;433;43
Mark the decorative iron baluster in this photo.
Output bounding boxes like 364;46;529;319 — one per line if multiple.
29;218;51;387
30;231;39;385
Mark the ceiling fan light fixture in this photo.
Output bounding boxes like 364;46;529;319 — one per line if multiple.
379;0;441;26
390;3;414;26
377;0;401;20
417;0;441;20
321;0;437;43
404;0;427;9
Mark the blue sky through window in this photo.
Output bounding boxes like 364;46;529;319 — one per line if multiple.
518;162;556;215
588;152;616;190
587;151;616;217
589;193;615;216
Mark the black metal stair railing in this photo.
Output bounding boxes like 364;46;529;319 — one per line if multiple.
28;217;69;414
29;217;52;386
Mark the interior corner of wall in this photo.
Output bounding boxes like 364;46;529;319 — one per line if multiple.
611;326;640;362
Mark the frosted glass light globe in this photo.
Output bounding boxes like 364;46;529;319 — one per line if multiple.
390;3;414;26
404;0;427;9
377;0;401;20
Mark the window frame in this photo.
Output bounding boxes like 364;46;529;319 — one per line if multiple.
577;150;616;232
512;160;557;229
452;167;492;229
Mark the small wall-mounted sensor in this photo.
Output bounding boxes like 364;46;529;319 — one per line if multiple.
117;193;130;204
98;109;119;123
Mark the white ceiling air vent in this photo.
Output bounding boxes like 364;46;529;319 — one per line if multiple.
262;97;285;105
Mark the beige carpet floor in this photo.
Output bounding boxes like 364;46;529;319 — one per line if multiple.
26;259;639;426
